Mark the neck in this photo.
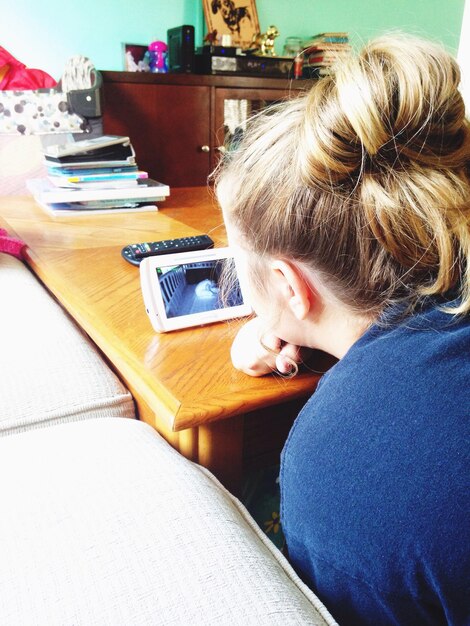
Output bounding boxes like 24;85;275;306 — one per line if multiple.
308;300;375;360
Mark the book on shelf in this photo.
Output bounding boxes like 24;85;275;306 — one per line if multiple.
303;32;350;62
302;32;351;78
27;178;170;205
34;199;164;217
304;43;351;54
47;165;139;176
308;31;348;38
32;134;170;216
306;52;345;64
44;135;135;163
306;62;337;69
304;32;349;46
51;170;148;183
46;157;137;169
48;177;140;189
305;55;350;67
47;170;149;190
302;66;333;78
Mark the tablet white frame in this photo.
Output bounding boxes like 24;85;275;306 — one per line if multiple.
139;247;251;332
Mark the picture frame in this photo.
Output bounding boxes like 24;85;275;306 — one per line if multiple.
123;44;150;72
202;0;260;49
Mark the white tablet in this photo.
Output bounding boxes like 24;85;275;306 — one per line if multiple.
139;247;251;332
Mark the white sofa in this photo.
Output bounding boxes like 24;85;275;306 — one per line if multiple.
0;252;337;626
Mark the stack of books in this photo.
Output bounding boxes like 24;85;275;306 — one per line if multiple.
302;32;350;77
27;135;170;216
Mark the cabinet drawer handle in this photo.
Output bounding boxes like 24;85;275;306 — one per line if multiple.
217;146;227;154
200;145;210;153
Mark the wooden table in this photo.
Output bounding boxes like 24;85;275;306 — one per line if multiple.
0;188;327;492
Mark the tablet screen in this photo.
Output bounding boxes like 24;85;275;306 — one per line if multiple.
155;258;244;319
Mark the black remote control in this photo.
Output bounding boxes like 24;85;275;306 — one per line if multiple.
121;234;215;266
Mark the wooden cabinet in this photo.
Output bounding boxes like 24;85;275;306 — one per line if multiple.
101;72;312;187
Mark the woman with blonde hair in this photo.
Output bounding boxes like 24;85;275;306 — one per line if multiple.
214;34;470;625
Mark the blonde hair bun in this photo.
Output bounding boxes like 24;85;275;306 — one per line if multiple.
302;33;469;185
215;33;470;316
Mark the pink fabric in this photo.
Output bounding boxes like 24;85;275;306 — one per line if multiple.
0;228;25;259
0;47;56;90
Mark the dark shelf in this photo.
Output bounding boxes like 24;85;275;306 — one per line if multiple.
101;71;315;187
100;70;314;91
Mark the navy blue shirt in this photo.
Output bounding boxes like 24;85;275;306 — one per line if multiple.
281;302;470;625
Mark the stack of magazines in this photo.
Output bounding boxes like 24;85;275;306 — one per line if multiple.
27;135;170;215
302;32;350;77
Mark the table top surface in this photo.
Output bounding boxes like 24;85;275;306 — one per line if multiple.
0;187;322;431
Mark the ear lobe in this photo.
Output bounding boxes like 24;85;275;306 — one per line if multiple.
270;260;312;320
289;292;310;320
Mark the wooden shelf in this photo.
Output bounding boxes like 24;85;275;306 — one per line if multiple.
101;71;315;187
100;70;313;90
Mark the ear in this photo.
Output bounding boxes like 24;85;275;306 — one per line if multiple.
270;260;313;320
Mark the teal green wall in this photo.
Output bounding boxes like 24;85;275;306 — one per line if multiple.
259;0;465;53
1;0;204;80
1;0;465;80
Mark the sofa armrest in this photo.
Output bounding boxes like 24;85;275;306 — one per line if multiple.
0;418;337;625
0;253;135;435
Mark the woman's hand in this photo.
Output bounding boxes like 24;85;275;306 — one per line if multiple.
230;317;306;377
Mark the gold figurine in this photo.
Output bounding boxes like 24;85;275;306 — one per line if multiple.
250;25;280;56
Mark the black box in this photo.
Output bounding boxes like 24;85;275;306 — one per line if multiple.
195;54;295;77
198;45;239;57
167;25;195;73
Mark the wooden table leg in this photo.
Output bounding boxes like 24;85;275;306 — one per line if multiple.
197;415;244;495
135;394;243;492
135;397;200;461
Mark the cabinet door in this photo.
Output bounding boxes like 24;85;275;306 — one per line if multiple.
103;83;211;187
214;87;294;163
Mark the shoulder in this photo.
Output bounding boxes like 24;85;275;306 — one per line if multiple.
281;305;470;624
312;302;469;412
282;301;470;563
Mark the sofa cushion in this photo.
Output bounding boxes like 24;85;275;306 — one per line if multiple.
0;418;337;625
0;253;135;435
